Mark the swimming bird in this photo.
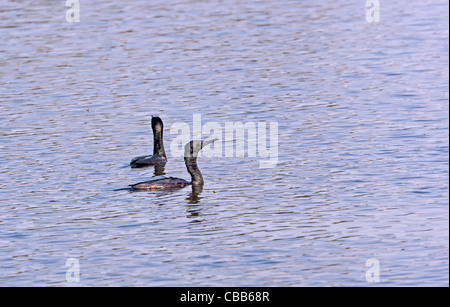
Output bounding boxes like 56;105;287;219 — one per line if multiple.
130;116;167;168
128;139;217;191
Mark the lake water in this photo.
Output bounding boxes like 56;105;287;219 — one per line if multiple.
0;0;448;286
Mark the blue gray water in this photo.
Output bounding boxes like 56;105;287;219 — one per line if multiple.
0;0;448;286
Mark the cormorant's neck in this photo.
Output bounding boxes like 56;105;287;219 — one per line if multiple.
185;156;204;186
153;128;166;157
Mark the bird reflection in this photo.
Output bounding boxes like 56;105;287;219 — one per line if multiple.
185;185;204;221
186;184;203;204
154;164;165;177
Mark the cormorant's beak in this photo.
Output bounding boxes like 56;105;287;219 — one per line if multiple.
201;138;219;148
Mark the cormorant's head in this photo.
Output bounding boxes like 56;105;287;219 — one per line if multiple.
151;116;164;133
184;139;218;158
151;116;166;157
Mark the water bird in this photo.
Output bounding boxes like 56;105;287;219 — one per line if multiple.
130;116;167;168
128;139;217;191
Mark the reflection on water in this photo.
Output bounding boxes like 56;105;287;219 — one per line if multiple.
186;185;203;205
0;0;448;286
153;165;165;177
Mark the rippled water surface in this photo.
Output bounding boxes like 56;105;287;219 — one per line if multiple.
0;0;448;286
